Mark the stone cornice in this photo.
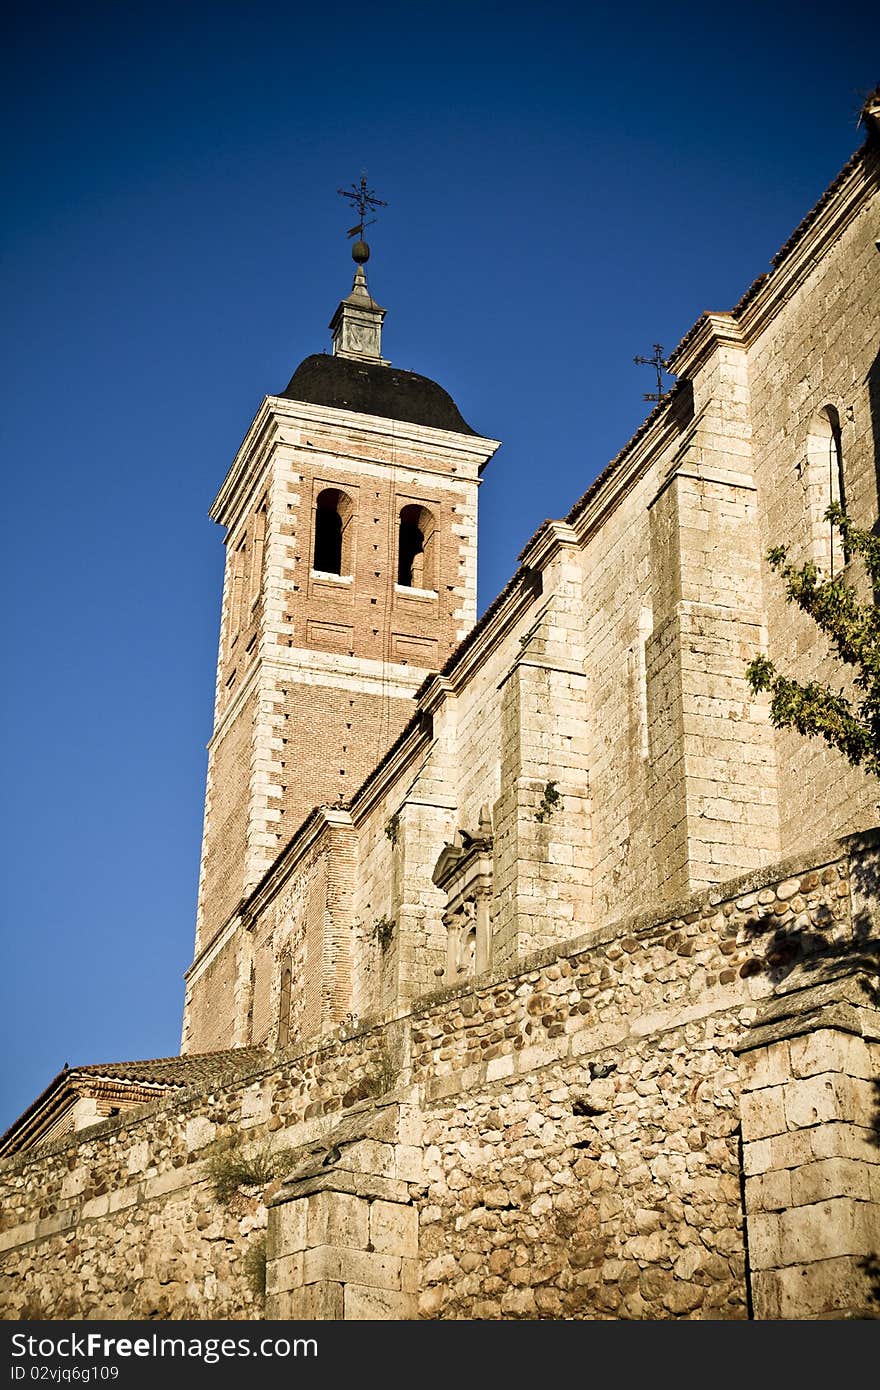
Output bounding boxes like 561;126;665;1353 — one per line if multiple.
187;805;357;981
336;539;549;825
275;442;485;492
210;395;501;537
418;675;456;717
432;566;544;700
210;399;278;530
734;154;877;348
666;312;744;379
518;520;579;571
263;394;500;461
347;716;434;826
648;462;758;512
185;912;241;982
565;394;691;548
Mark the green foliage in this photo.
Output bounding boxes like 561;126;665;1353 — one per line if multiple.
535;780;561;823
243;1236;268;1302
746;505;880;776
384;812;400;845
207;1140;294;1206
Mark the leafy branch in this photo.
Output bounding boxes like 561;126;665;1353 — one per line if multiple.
746;505;880;776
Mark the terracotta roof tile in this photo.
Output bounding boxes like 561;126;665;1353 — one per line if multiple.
71;1047;269;1088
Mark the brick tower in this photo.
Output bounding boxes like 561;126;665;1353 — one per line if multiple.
182;235;500;1051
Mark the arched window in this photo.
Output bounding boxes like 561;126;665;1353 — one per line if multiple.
313;489;354;576
397;504;436;590
803;406;846;575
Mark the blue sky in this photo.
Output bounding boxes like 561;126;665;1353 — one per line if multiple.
1;1;875;1132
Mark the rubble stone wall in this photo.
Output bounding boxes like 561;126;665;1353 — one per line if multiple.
3;833;876;1321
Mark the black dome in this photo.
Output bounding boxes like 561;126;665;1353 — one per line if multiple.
279;354;477;435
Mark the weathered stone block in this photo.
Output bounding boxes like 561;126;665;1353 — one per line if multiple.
34;1210;78;1240
107;1185;139;1215
789;1029;874;1082
752;1255;879;1319
749;1168;792;1213
343;1283;416;1320
789;1157;874;1207
126;1142;150;1176
741;1135;773;1177
775;1198;878;1266
784;1073;875;1131
745;1212;782;1270
265;1251;304;1296
400;1257;419;1293
142;1169;187;1201
738;1040;792;1092
270;1195;309;1256
277;1281;344;1320
185;1116;216;1151
740;1084;787;1141
392;1144;424;1183
303;1245;401;1289
347;1139;394;1177
80;1195;110;1220
306;1190;369;1250
369;1200;418;1257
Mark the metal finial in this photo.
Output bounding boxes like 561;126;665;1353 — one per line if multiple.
337;171;388;263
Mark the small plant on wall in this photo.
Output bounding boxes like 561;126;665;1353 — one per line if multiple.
243;1235;268;1303
206;1139;294;1206
373;916;395;951
535;780;561;823
384;812;400;845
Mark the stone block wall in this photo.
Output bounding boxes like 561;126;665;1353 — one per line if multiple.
267;1169;419;1320
186;139;880;1075
746;150;880;853
738;982;880;1318
3;832;877;1321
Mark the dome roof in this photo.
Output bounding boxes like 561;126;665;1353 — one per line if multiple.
279;353;477;436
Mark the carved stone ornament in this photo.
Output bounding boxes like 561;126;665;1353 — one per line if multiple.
431;807;493;984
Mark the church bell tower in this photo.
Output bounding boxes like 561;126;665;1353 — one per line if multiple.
182;193;499;1052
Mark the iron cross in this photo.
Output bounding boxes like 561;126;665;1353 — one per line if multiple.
337;173;388;239
634;343;668;402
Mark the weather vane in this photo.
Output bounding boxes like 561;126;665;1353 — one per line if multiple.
337;172;388;262
634;343;669;402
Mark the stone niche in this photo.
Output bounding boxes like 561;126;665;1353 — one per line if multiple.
431;808;494;985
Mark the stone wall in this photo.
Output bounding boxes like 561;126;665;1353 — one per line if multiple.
417;1020;747;1320
3;833;877;1320
186;143;879;1059
747;149;880;855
